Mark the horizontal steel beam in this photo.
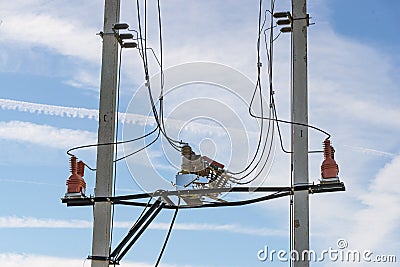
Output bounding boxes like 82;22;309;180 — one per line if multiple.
62;182;345;207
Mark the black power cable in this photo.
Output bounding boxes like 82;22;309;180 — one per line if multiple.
154;198;180;267
110;46;123;256
248;0;330;155
135;0;185;152
230;0;275;180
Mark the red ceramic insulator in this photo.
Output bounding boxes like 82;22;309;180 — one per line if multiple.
66;156;86;194
77;160;85;177
70;155;77;174
321;139;339;179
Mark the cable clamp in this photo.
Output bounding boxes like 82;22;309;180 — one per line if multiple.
88;255;110;261
292;14;311;26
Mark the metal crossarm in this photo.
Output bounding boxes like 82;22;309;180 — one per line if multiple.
62;183;345;208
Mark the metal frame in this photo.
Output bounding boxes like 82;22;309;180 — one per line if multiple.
62;182;345;264
63;183;345;208
68;0;344;265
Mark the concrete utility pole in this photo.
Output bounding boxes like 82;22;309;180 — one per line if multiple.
290;0;309;266
91;0;120;266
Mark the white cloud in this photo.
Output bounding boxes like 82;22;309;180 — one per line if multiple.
0;7;100;64
0;0;102;88
0;216;91;228
309;158;400;267
309;27;400;133
348;155;400;251
0;1;399;266
0;98;259;138
0;121;96;149
343;145;397;158
0;216;285;237
0;253;191;267
0;253;88;267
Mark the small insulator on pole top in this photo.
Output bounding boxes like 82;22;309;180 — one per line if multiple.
321;139;339;179
273;11;290;18
122;42;137;48
113;23;129;30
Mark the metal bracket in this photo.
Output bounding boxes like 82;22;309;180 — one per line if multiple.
87;255;110;261
109;198;165;264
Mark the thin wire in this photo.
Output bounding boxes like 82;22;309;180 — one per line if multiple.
230;0;267;176
236;0;276;183
110;47;123;253
113;197;155;261
66;126;159;171
111;188;306;209
254;0;330;155
232;118;275;185
135;0;184;151
154;198;180;267
230;105;274;182
67;8;172;171
116;129;161;161
157;0;164;96
257;2;292;155
162;191;290;209
289;193;293;267
66;0;178;172
157;0;174;151
231;0;284;182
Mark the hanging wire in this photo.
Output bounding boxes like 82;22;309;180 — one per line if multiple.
154;198;180;267
115;129;161;161
229;0;279;184
248;0;330;156
231;119;275;184
112;196;154;261
229;0;269;177
66;123;159;171
66;0;183;170
135;0;186;152
110;46;123;255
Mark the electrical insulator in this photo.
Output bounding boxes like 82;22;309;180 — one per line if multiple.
280;27;292;33
122;42;137;48
273;11;290;18
321;139;339;179
181;145;193;173
66;156;86;197
113;23;129;30
277;19;291;25
119;33;134;40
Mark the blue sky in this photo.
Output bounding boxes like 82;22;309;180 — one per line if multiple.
0;0;399;267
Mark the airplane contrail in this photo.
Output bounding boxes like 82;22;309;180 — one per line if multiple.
0;98;152;125
0;98;252;137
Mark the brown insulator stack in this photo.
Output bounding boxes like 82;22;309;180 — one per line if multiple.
321;139;339;179
66;156;86;195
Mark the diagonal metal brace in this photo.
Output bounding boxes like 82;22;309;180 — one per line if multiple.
109;198;165;264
